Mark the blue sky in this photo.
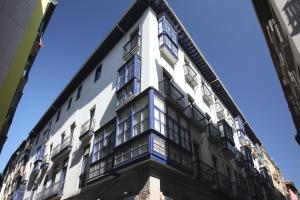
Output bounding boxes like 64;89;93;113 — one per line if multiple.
1;0;299;189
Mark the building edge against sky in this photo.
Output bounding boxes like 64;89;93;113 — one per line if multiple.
252;0;300;145
0;0;297;200
0;0;57;153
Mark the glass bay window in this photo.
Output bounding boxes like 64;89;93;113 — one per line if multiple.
158;16;178;63
116;55;141;105
93;123;115;162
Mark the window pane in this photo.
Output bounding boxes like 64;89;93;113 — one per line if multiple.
158;21;163;34
153;135;166;156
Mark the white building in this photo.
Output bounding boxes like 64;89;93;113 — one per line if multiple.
0;0;290;200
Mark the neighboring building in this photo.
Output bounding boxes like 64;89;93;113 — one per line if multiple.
0;138;32;200
0;0;57;153
257;145;289;199
0;0;293;199
252;0;300;145
285;181;300;200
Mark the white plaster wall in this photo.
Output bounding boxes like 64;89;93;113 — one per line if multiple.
22;10;149;200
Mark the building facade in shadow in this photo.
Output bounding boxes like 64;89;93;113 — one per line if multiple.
252;0;300;145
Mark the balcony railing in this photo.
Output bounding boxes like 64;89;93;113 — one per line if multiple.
32;161;41;175
88;157;113;181
222;140;236;160
159;79;186;109
51;136;72;159
207;123;222;145
232;181;248;199
41;154;49;169
159;34;178;64
227;118;236;132
184;104;206;130
239;134;251;147
235;151;245;168
212;172;233;196
79;118;95;140
183;64;198;88
123;34;141;62
199;160;214;183
201;84;213;105
215;102;225;120
41;181;63;200
131;143;148;158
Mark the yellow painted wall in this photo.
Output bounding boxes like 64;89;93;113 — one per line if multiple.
0;0;49;132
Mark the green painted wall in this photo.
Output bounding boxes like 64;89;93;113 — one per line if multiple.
0;0;49;134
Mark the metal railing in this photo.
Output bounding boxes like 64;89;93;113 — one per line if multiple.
159;79;186;108
41;154;49;168
51;136;72;158
201;84;213;105
207;123;221;144
153;142;166;156
199;160;214;182
215;102;225;120
184;104;206;128
212;172;233;195
89;157;113;180
80;118;95;137
42;181;63;200
123;34;141;61
223;140;237;159
235;151;245;167
131;143;148;158
115;151;130;165
183;64;198;88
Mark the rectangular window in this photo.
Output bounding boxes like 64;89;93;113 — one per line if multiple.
56;110;61;122
89;157;112;179
76;85;82;101
169;145;180;163
81;146;90;174
67;98;72;110
131;138;148;158
212;155;218;172
79;146;90;188
153;135;166;156
94;64;102;82
180;118;190;151
180;127;190;151
116;81;135;105
115;149;129;165
154;108;166;136
117;57;140;90
35;135;39;145
133;107;148;137
167;117;179;144
93;123;115;162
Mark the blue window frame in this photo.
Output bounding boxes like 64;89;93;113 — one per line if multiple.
117;55;141;90
158;16;178;45
133;107;148;137
92;123;115;162
116;55;141;105
218;120;234;145
117;115;131;145
158;16;178;57
167;116;180;144
154;107;167;136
